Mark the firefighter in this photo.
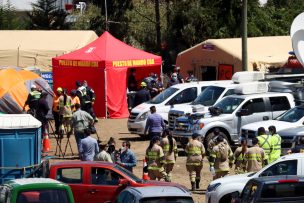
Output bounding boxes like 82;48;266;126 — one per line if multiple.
207;128;229;153
243;137;266;172
52;87;63;134
23;84;41;117
269;125;282;163
209;135;234;180
145;136;167;181
185;133;205;191
233;138;248;174
59;88;73;138
257;127;272;164
133;82;151;108
161;129;178;182
76;81;86;108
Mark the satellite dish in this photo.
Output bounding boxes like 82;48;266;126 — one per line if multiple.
291;12;304;66
292;30;304;66
290;12;304;38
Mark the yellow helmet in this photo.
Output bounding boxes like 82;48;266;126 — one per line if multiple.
57;87;63;93
140;82;147;87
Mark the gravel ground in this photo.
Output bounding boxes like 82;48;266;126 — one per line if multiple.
48;118;215;203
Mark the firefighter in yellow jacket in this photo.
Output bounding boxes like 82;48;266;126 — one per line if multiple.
233;138;247;174
185;133;205;191
268;125;281;163
209;135;234;180
257;127;272;164
161;129;178;182
145;136;167;180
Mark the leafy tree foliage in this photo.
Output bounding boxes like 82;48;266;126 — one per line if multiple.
27;0;67;29
0;0;26;29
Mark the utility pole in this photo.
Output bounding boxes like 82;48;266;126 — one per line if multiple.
105;0;109;31
154;0;161;50
242;0;248;71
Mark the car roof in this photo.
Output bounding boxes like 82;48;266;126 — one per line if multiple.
171;80;232;89
51;161;116;167
250;175;304;184
7;178;62;186
224;92;292;99
278;152;304;160
123;186;192;198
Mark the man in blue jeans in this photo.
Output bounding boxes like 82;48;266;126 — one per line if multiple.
144;106;165;139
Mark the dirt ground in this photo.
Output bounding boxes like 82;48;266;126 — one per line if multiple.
49;118;213;203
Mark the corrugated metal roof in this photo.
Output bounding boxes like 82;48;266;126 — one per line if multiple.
0;114;41;129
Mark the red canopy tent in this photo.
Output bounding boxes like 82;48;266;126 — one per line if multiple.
52;31;162;118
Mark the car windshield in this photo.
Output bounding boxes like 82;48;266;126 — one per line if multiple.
214;97;244;114
114;165;142;183
17;189;69;203
191;86;225;106
140;197;194;203
148;87;178;104
276;107;304;123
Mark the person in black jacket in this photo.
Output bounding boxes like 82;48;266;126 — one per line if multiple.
36;92;50;137
133;82;151;108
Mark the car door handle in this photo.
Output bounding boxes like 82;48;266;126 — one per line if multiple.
88;189;100;194
263;116;269;120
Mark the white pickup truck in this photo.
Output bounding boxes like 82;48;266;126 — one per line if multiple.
127;81;230;136
205;153;304;203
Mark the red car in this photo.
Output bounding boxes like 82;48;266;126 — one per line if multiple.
48;161;186;203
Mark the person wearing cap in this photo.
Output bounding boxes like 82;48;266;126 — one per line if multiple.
72;103;94;153
79;128;99;161
52;87;63;134
70;89;80;112
144;106;165;139
209;135;234;180
23;84;42;117
36;92;50;136
167;73;180;88
59;88;73;138
133;81;151;108
269;125;281;163
185;133;205;191
94;141;113;163
145;136;166;180
148;74;164;98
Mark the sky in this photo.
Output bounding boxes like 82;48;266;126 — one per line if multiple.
4;0;268;11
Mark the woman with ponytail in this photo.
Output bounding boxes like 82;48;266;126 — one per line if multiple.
161;129;178;182
145;136;166;180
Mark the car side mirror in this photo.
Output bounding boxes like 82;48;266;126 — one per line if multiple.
236;109;250;117
118;179;129;187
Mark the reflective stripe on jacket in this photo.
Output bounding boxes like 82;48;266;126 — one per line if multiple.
269;134;281;163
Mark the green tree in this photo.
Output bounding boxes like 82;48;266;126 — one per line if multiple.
27;0;67;29
0;0;27;29
70;4;105;35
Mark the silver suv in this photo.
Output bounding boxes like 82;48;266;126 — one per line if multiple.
173;92;295;147
115;186;194;203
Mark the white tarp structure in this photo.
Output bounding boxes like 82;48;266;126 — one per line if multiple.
0;30;98;71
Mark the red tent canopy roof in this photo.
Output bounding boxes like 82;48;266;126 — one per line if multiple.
54;31;162;68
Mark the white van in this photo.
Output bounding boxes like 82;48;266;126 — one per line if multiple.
127;81;231;137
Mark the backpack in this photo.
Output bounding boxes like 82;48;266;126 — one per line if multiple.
218;143;229;162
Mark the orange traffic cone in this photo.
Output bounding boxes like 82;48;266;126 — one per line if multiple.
142;158;150;180
42;130;51;153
